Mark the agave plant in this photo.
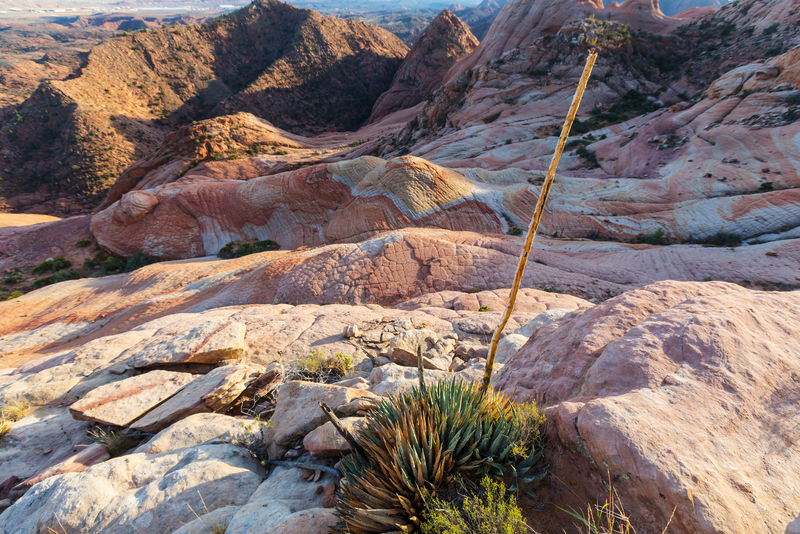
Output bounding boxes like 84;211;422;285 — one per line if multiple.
333;379;545;533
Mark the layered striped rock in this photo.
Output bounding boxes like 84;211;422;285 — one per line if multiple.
69;371;194;427
1;228;797;365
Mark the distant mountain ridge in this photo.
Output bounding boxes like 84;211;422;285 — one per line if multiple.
0;0;408;214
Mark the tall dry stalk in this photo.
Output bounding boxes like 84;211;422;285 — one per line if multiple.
480;50;598;395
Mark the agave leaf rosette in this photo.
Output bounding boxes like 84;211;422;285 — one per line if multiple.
334;379;545;533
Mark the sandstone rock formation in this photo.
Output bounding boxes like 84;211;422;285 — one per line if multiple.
496;280;800;533
369;10;478;122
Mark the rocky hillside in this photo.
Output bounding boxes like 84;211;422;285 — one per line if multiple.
0;0;407;215
369;10;478;122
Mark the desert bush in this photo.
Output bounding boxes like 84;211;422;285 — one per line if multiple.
32;256;71;275
420;476;529;534
692;232;742;247
635;228;668;245
0;418;11;438
33;268;81;288
333;380;546;533
1;399;30;422
287;350;352;382
218;239;280;259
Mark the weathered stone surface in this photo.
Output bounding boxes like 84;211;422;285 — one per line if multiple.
136;413;261;455
0;444;263;534
495;333;527;365
497;281;800;534
171;506;240;534
513;308;573;337
0;408;90;485
369;363;450;396
389;328;455;370
303;417;368;457
13;443;109;494
268;507;338;534
121;319;247;368
225;467;336;534
265;381;378;446
69;370;194;427
130;364;260;433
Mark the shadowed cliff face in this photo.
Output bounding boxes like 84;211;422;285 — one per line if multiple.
0;0;407;215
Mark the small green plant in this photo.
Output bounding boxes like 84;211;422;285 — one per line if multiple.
348;139;365;147
478;305;490;312
576;146;600;168
420;476;528;534
2;291;23;301
3;271;22;285
275;149;289;155
75;239;91;248
88;427;139;457
758;181;774;192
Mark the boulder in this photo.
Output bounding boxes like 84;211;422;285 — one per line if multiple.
225;467;336;534
303;417;368;457
129;364;260;433
69;370;194;427
388;328;455;371
266;381;378;447
497;281;800;534
121;319;247;368
136;413;262;455
0;444;263;533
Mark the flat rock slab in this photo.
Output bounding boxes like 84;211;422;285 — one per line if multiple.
389;328;455;371
130;364;260;433
121;319;247;368
136;413;262;455
14;443;109;494
69;370;194;427
266;381;378;446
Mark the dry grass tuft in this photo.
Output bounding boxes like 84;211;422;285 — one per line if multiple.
563;482;674;534
87;427;139;457
0;418;12;439
1;399;31;422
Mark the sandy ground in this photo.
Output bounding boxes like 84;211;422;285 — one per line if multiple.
0;213;61;228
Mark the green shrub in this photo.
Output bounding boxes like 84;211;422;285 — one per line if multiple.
420;476;528;534
32;256;71;275
218;240;280;259
758;181;774;192
478;305;490;312
693;232;742;247
33;268;80;288
333;380;546;533
75;239;91;248
2;291;23;301
635;228;668;245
